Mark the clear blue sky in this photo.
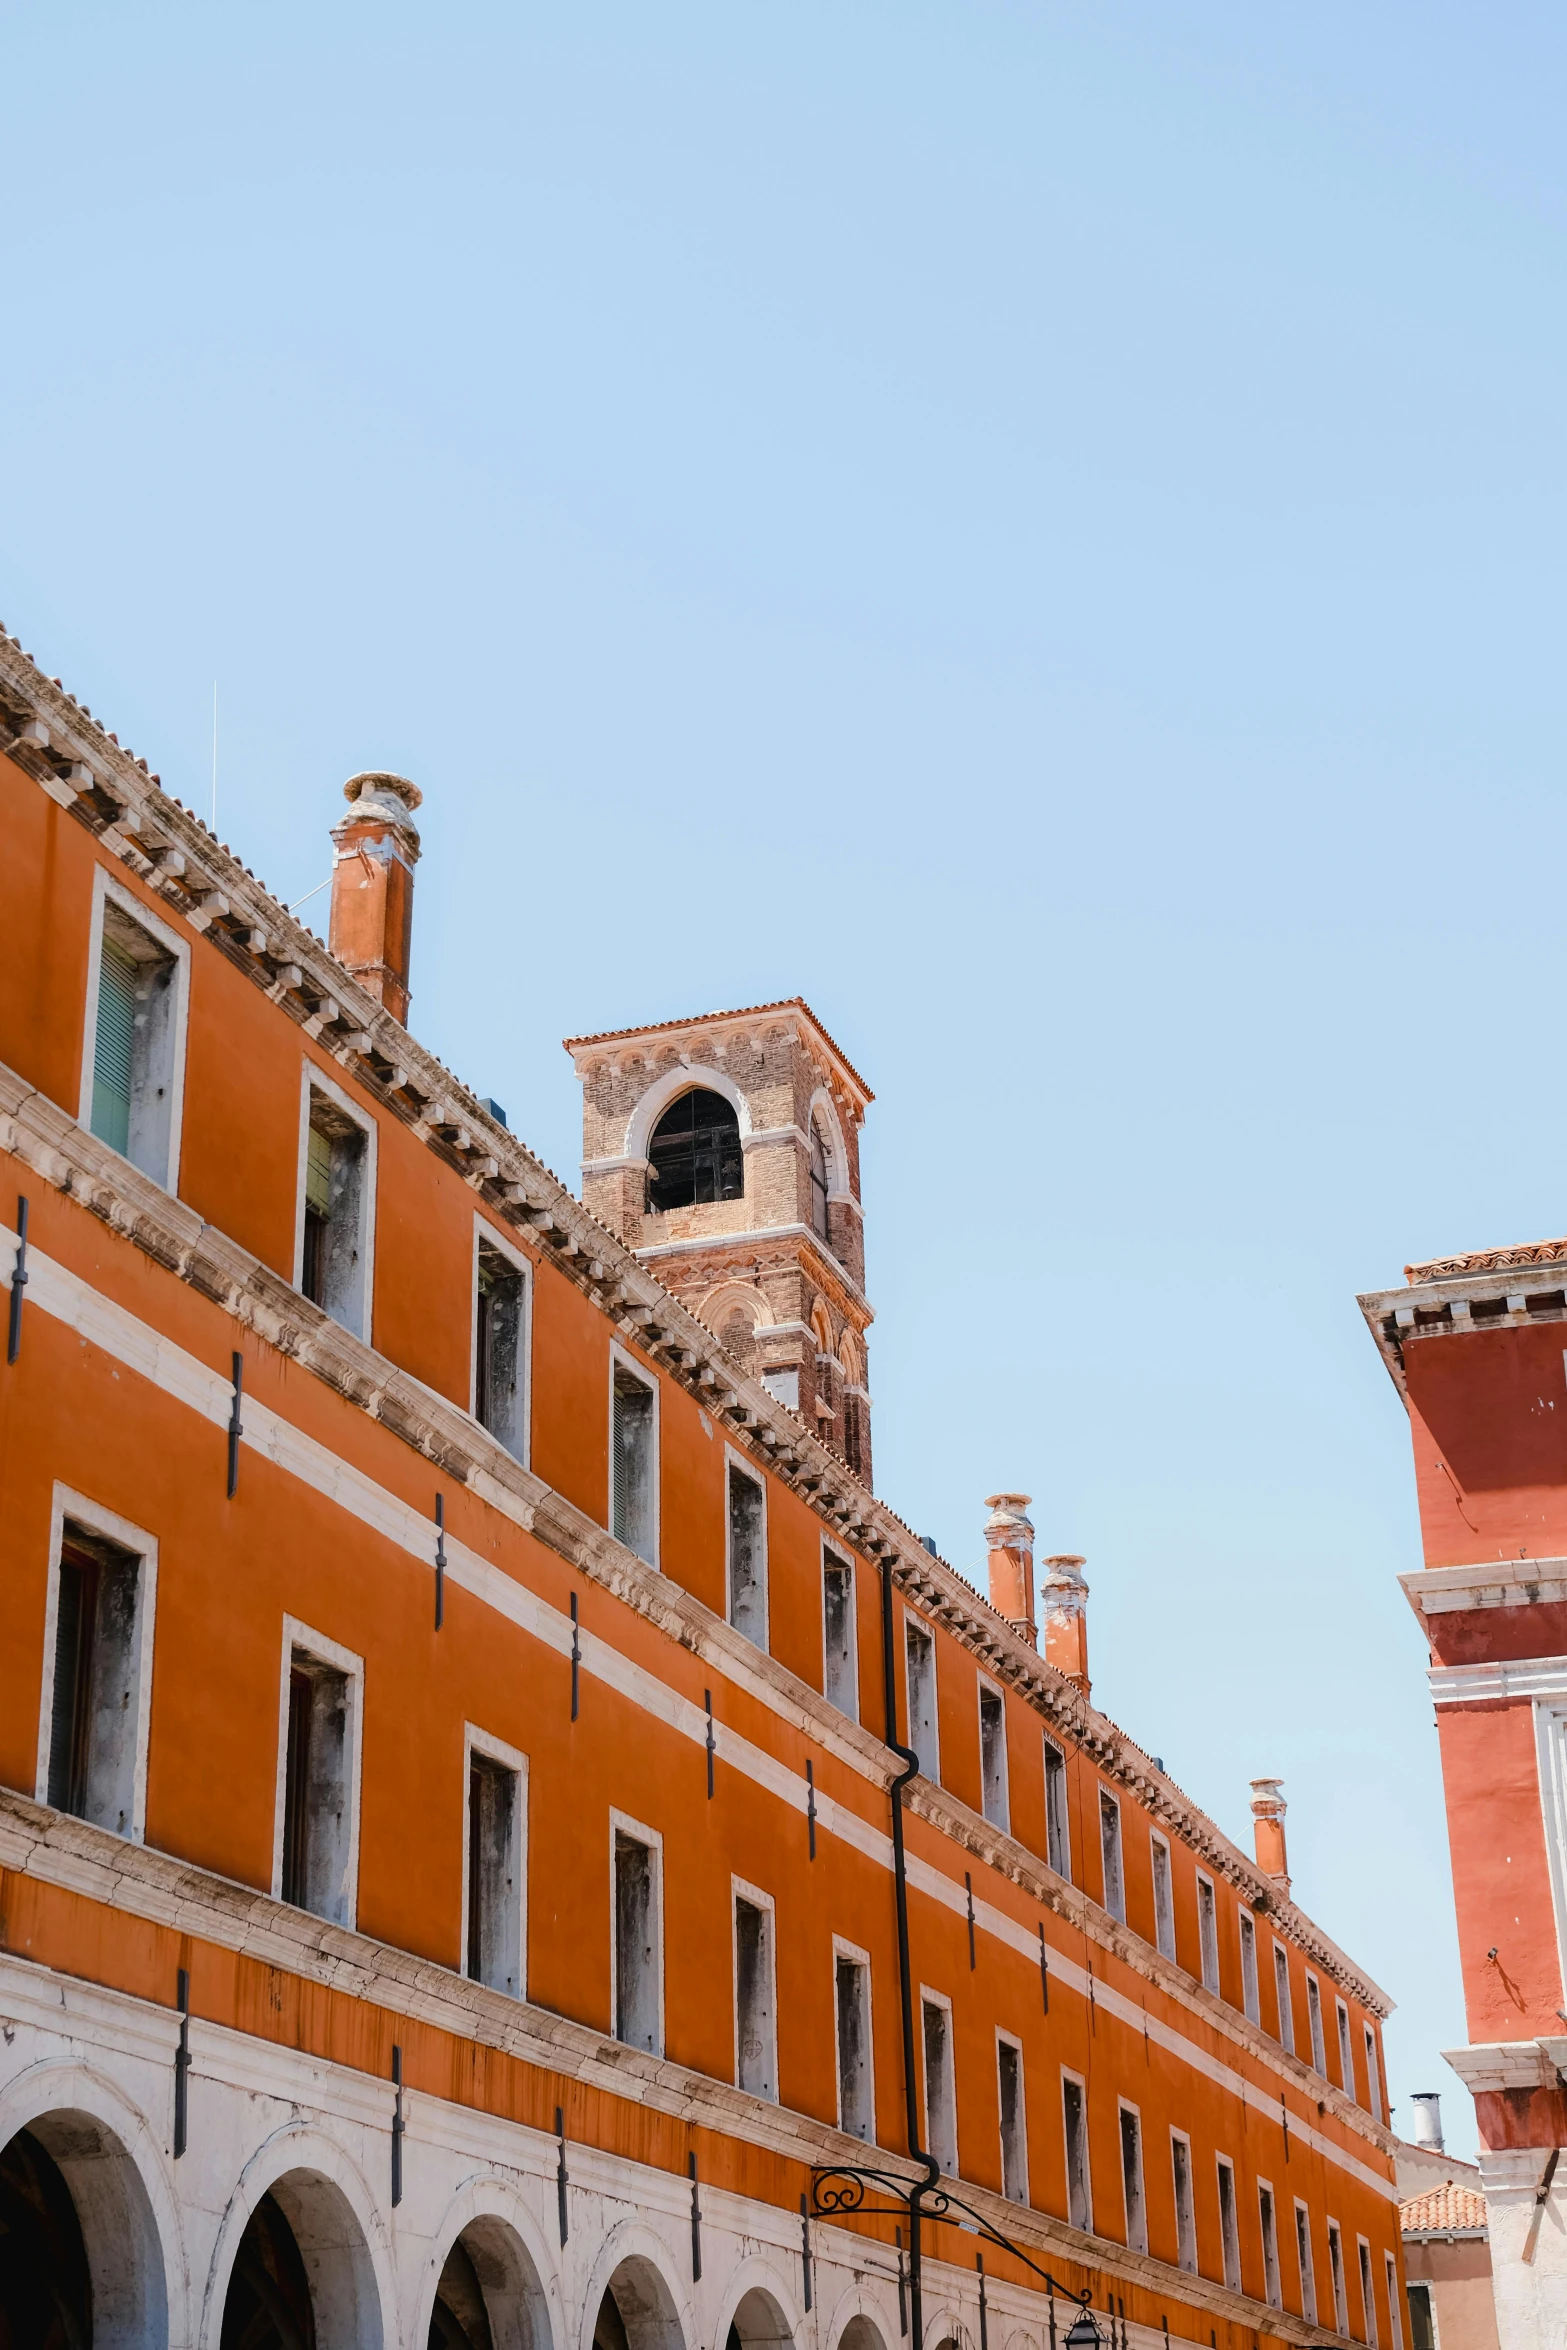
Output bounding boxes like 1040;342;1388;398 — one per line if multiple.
8;0;1566;2157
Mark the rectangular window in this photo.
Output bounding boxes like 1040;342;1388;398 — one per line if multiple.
84;878;187;1189
474;1232;527;1463
612;1821;662;2053
1406;2282;1434;2350
1259;2184;1282;2309
1364;2026;1384;2123
1217;2156;1241;2291
922;1994;957;2176
1384;2255;1403;2350
465;1738;524;1998
1044;1736;1071;1880
980;1683;1010;1832
297;1076;373;1337
41;1511;154;1841
727;1461;767;1647
1063;2074;1092;2233
1099;1790;1125;1921
823;1549;858;1719
1328;2221;1349;2337
834;1947;874;2142
1338;1998;1356;2097
1274;1944;1295;2053
1359;2239;1379;2348
1151;1834;1176;1960
611;1356;658;1566
1197;1874;1220;1993
1171;2133;1196;2273
1240;1912;1260;2022
1120;2103;1147;2253
998;2035;1027;2203
1307;1973;1327;2076
733;1885;777;2101
1296;2203;1318;2324
277;1629;360;1928
905;1620;939;1783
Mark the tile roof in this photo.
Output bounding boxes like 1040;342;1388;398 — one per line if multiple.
563;998;874;1104
1400;2184;1487;2235
1405;1236;1567;1283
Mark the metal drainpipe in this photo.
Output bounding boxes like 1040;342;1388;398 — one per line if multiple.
880;1556;943;2350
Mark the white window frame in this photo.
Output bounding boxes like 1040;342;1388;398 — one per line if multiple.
1337;1995;1356;2098
731;1874;778;2103
34;1483;159;1844
1384;2252;1403;2350
1043;1733;1071;1880
1099;1786;1125;1922
832;1934;876;2142
1240;1909;1260;2022
470;1215;532;1467
609;1807;665;2054
1150;1830;1176;1960
822;1542;859;1720
271;1615;364;1929
1363;2024;1383;2123
996;2027;1028;2203
1170;2127;1197;2273
724;1446;768;1648
920;1983;958;2176
1216;2152;1242;2291
1327;2218;1350;2338
1358;2235;1379;2348
904;1614;940;1784
461;1723;528;1999
80;865;191;1193
1196;1871;1220;1993
1305;1970;1327;2075
608;1341;660;1569
978;1675;1010;1833
1062;2066;1093;2234
1259;2178;1282;2309
1273;1940;1295;2053
293;1061;378;1341
1296;2199;1318;2324
1118;2097;1147;2253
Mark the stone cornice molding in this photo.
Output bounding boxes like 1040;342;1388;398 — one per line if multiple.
1401;1561;1567;1622
565;1002;873;1122
1441;2040;1567;2094
1359;1266;1567;1401
1428;1653;1567;1706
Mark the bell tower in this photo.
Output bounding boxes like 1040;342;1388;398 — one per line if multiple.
565;999;875;1484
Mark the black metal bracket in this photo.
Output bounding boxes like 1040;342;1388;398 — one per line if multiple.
7;1196;27;1366
689;2150;702;2279
806;1759;817;1859
391;2045;405;2206
965;1871;976;1970
1039;1923;1050;2013
434;1497;446;1631
800;2190;813;2310
556;2104;569;2245
570;1593;581;1721
704;1690;715;1799
227;1352;244;1498
173;1966;192;2158
809;2167;1096;2310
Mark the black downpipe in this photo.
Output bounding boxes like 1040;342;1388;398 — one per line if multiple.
880;1557;942;2350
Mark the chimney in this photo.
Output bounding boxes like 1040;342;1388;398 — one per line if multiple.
1410;2093;1445;2154
1249;1778;1290;1895
1041;1553;1090;1696
984;1494;1037;1646
328;772;423;1025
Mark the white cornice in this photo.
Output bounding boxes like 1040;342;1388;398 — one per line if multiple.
1442;2040;1567;2094
1402;1560;1567;1621
636;1225;871;1313
1429;1654;1567;1706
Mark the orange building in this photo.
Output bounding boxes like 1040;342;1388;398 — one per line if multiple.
0;623;1404;2350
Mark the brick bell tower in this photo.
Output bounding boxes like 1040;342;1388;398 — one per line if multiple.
565;999;875;1484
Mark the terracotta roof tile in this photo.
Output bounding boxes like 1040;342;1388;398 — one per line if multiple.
1400;2184;1487;2235
563;998;874;1104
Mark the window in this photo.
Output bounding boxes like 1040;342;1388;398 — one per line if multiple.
1358;2239;1379;2348
1259;2184;1282;2309
296;1075;373;1338
1274;1944;1295;2053
1217;2157;1241;2290
979;1683;1009;1831
1062;2074;1092;2232
611;1354;658;1565
647;1088;743;1212
40;1506;155;1842
1307;1973;1327;2076
1406;2282;1434;2350
1364;2026;1384;2123
1338;1998;1356;2097
922;1994;957;2176
473;1232;527;1462
1328;2221;1349;2337
733;1885;777;2101
997;2035;1027;2203
1197;1874;1220;1993
1296;2204;1318;2324
823;1549;858;1719
1385;2254;1404;2350
1151;1834;1176;1960
809;1118;831;1242
276;1627;361;1928
612;1821;662;2053
905;1620;939;1782
465;1735;524;1998
1099;1790;1125;1922
727;1460;767;1647
84;876;187;1189
1171;2134;1196;2273
1240;1912;1260;2022
1119;2104;1147;2253
1044;1737;1071;1880
834;1946;874;2141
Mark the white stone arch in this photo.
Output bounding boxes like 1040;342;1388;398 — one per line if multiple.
625;1064;754;1161
413;2171;562;2350
1000;2328;1043;2350
806;1088;851;1196
579;2215;692;2350
837;1329;863;1385
201;2120;393;2350
823;2299;894;2350
922;2304;975;2350
698;1279;773;1337
713;2253;803;2350
0;2056;185;2348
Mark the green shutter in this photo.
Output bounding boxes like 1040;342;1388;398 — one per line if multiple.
306;1122;333;1217
91;939;137;1156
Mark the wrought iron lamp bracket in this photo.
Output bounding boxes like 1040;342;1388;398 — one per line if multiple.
809;2167;1095;2309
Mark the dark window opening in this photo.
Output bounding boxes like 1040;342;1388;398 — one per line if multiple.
220;2189;316;2350
47;1527;141;1835
614;1830;659;2051
728;1464;766;1646
647;1088;743;1213
467;1751;522;1997
734;1894;776;2099
1407;2284;1434;2350
0;2126;93;2350
299;1095;368;1331
280;1653;353;1925
809;1123;830;1241
998;2040;1026;2202
475;1239;526;1460
835;1954;873;2140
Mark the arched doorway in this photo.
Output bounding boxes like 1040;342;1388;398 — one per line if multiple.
0;2126;92;2347
427;2213;543;2350
726;2284;794;2350
646;1090;743;1213
216;2165;382;2350
591;2257;684;2350
221;2191;315;2348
